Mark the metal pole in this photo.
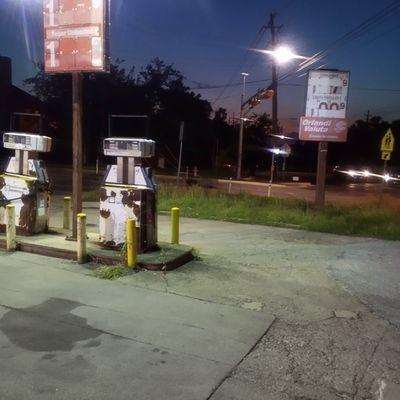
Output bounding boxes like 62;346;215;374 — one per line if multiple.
72;73;83;239
126;218;137;268
267;152;275;198
177;121;184;185
237;73;248;180
77;213;87;264
267;13;280;135
271;61;278;135
63;196;71;230
315;142;328;208
6;204;16;252
108;114;112;137
378;159;388;207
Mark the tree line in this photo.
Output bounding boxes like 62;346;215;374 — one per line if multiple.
24;58;399;175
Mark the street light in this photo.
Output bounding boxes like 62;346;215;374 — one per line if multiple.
237;72;249;180
258;46;308;64
253;45;308;134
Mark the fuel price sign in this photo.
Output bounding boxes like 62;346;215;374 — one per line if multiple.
43;0;109;73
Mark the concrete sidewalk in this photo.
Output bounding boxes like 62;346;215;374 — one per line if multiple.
0;251;274;400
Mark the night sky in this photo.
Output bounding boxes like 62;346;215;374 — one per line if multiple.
1;0;399;133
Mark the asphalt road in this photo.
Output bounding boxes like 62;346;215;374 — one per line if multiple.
47;165;400;207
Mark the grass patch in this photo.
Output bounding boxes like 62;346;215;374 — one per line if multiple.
157;184;400;240
93;265;131;280
82;183;400;240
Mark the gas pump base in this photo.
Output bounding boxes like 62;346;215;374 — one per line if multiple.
100;138;158;254
0;230;194;271
0;170;51;236
99;185;157;253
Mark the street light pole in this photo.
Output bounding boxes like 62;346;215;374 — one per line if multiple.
266;13;282;135
237;72;249;180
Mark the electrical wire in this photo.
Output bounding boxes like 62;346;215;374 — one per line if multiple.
278;0;400;83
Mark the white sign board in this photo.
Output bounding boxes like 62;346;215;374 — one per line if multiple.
305;70;350;118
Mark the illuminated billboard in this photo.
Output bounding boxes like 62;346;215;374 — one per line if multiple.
43;0;109;73
305;70;350;119
300;69;350;142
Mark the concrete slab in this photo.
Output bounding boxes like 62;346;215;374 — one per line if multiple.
0;252;275;400
0;230;194;270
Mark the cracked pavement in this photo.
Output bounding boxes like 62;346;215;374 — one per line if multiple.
1;210;400;399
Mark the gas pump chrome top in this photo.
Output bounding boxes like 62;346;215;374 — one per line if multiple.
103;138;155;158
3;132;52;152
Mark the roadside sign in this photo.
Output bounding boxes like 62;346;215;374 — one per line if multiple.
380;128;395;153
299;116;348;142
43;0;109;73
381;152;391;161
305;70;350;119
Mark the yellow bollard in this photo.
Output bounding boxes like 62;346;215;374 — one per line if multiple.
6;204;16;252
171;207;180;245
63;196;71;230
126;218;137;268
77;213;87;264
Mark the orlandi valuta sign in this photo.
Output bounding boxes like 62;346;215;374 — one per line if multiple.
299;116;348;142
43;0;109;73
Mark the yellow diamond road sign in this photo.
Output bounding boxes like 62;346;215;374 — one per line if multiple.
381;128;395;152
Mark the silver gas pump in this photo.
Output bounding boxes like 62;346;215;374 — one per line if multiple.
0;132;52;235
99;137;157;252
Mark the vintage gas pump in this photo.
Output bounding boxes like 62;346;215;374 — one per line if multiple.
0;132;52;235
99;137;157;252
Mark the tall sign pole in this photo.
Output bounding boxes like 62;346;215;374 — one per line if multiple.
315;142;328;206
72;73;83;238
299;69;350;208
379;128;395;205
43;0;110;238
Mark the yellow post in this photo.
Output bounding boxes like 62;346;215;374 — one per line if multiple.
171;207;180;245
77;213;87;264
63;196;71;230
6;204;16;252
126;218;137;268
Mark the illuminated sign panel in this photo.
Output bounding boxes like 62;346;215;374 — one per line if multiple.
305;70;350;118
43;0;108;73
300;69;350;142
299;117;348;142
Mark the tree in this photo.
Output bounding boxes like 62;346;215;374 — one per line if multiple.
23;58;216;167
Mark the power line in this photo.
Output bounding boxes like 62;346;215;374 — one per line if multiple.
278;0;400;83
210;1;300;108
190;79;400;93
211;31;266;106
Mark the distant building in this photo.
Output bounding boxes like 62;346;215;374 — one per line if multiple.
0;56;44;134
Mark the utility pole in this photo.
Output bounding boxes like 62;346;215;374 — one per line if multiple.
265;13;282;135
365;110;371;124
71;72;83;239
237;72;249;180
177;121;184;185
